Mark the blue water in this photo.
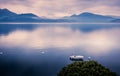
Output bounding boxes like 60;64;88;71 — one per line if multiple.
0;23;120;76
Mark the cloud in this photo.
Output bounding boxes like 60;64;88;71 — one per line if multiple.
0;0;120;18
0;25;120;55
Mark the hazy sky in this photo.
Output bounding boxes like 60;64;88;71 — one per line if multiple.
0;0;120;18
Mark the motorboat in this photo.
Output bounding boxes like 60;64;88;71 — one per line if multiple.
70;55;84;61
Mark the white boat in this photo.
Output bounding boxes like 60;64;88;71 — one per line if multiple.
70;55;84;61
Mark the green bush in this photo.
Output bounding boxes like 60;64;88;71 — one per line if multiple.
57;61;117;76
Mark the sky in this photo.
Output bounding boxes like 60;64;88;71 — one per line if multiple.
0;0;120;18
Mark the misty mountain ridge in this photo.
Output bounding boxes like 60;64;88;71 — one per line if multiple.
65;12;115;22
0;8;17;17
71;12;113;18
111;19;120;23
0;8;119;22
0;8;44;22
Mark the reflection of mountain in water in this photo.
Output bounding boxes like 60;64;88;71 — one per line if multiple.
0;23;120;36
0;24;38;35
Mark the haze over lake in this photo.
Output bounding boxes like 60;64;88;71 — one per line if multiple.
0;23;120;76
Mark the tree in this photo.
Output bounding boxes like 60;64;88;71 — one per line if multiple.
57;60;117;76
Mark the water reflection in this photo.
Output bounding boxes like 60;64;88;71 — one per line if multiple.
0;23;120;76
0;24;38;35
0;24;120;55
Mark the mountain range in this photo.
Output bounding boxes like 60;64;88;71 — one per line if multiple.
0;8;120;23
111;19;120;23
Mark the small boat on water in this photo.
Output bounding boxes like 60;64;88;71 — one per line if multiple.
70;55;84;61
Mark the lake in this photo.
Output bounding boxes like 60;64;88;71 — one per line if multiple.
0;23;120;76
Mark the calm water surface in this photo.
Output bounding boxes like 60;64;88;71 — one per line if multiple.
0;23;120;76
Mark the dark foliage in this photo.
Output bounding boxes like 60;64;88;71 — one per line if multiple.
58;61;117;76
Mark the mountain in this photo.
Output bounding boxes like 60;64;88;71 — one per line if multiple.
0;8;118;22
18;13;38;17
64;12;115;22
107;15;120;19
0;8;43;22
0;8;17;17
111;19;120;23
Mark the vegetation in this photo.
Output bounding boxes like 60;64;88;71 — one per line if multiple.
57;60;117;76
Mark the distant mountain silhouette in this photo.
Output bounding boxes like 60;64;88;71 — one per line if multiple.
0;8;44;22
111;19;120;23
0;8;17;17
0;8;118;22
64;12;115;22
